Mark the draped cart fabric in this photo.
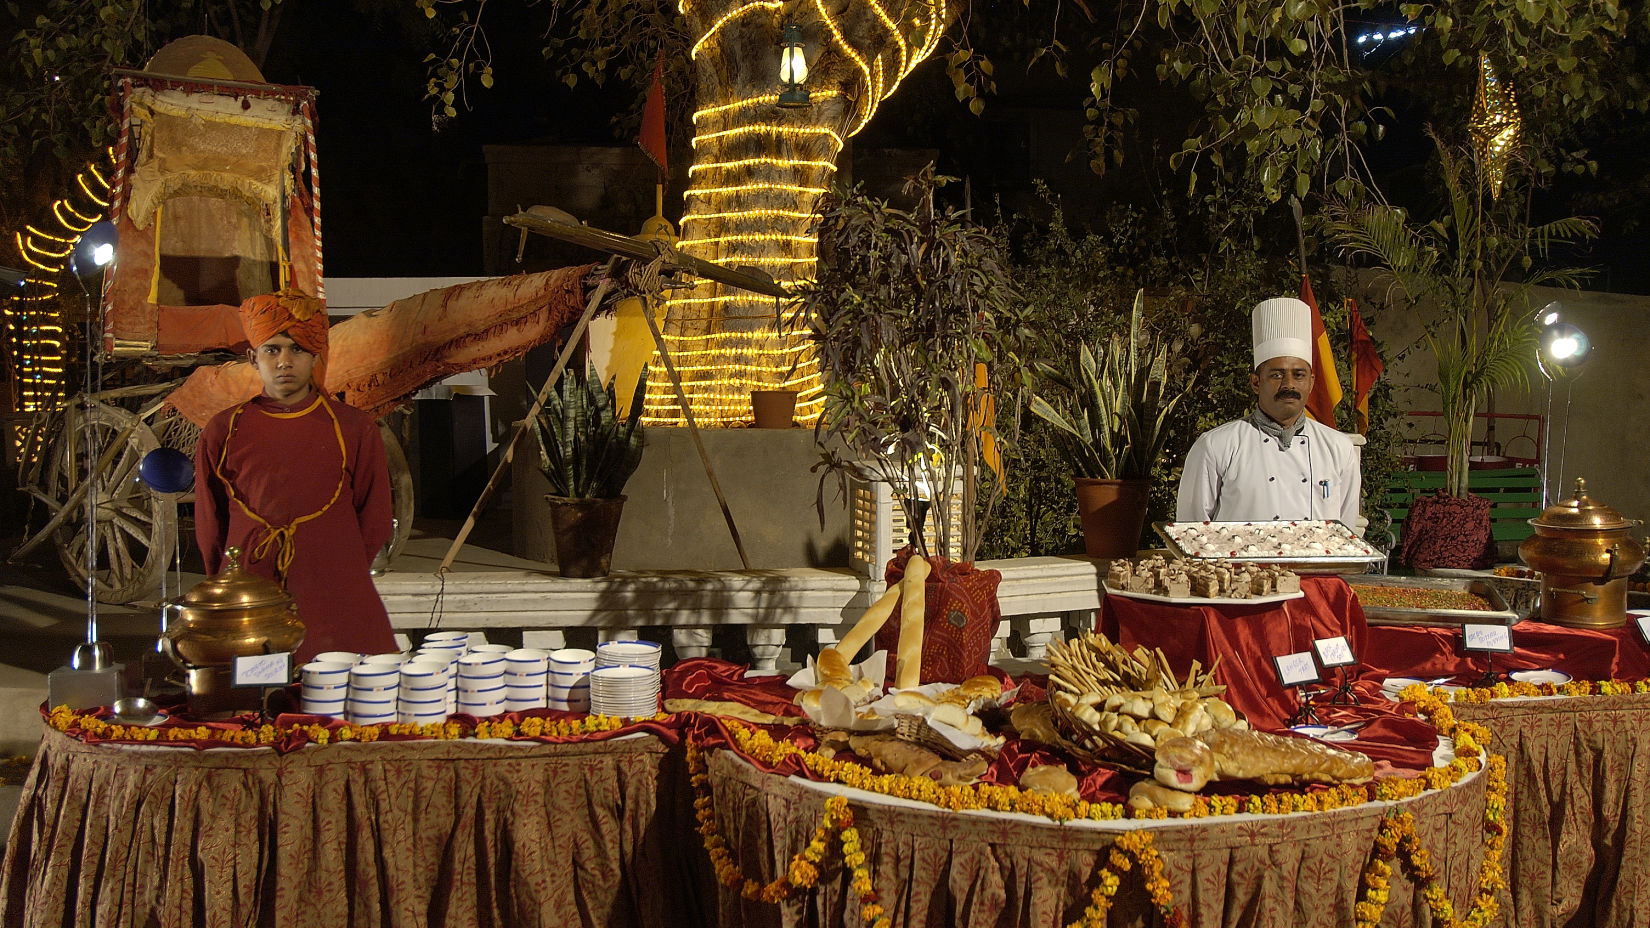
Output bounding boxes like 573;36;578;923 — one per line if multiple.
1456;694;1650;928
1;727;713;928
706;750;1489;928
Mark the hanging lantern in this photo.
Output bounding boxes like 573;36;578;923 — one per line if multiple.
1468;55;1521;200
777;21;810;108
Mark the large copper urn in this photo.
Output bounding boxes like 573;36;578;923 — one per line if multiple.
162;546;304;714
1519;479;1645;628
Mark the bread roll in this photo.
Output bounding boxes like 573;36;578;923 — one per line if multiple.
834;586;902;658
816;647;853;687
795;689;824;713
894;555;932;690
959;675;1003;700
1128;779;1197;813
893;690;937;712
930;702;970;730
1020;764;1079;796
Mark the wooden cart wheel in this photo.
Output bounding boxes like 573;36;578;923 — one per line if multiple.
380;420;415;563
45;401;176;604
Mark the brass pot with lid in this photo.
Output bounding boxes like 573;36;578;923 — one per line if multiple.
162;547;304;714
1518;478;1645;628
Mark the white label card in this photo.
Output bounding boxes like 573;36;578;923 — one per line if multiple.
233;652;292;687
1274;650;1321;687
1313;635;1356;669
1634;612;1650;648
1461;623;1514;653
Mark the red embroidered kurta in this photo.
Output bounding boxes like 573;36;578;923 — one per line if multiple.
195;393;396;662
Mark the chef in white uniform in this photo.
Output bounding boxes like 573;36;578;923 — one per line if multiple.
1176;297;1361;528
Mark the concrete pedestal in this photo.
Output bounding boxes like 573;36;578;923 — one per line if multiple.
512;426;850;571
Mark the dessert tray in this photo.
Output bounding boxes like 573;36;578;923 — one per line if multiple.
1102;583;1304;606
1154;520;1387;574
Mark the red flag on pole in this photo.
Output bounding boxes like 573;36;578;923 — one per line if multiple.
639;53;667;179
1348;298;1384;434
1300;275;1344;426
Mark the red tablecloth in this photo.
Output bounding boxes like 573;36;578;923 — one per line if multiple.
1100;576;1368;732
1360;620;1650;683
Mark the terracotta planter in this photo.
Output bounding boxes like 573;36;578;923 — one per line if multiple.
750;390;798;429
1073;477;1151;558
546;495;626;578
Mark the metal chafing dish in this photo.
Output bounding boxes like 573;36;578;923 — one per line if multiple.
1154;520;1388;574
1519;478;1645;628
1343;574;1518;627
161;546;304;716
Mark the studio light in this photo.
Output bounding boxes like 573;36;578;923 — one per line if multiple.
1540;322;1591;370
69;220;118;282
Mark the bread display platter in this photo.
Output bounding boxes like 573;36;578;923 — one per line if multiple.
1153;520;1387;574
1342;575;1518;627
1102;583;1304;606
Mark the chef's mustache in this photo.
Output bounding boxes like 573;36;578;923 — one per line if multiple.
1274;389;1302;400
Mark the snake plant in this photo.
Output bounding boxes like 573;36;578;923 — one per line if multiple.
529;362;648;499
1030;289;1198;481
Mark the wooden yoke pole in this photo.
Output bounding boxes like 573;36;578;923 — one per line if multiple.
436;257;619;576
636;285;752;571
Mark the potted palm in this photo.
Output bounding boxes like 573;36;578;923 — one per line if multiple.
528;361;648;577
799;165;1033;682
1328;131;1596;567
1030;289;1201;557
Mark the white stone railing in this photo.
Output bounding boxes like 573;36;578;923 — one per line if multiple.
374;555;1106;673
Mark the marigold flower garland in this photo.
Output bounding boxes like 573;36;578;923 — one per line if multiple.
686;739;890;927
46;704;647;747
1066;830;1184;928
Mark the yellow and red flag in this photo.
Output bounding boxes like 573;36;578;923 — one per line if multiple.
1348;297;1384;434
639;53;667;179
1300;275;1343;426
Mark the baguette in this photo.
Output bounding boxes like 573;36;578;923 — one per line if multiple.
816;647;853;687
832;586;902;659
894;555;932;690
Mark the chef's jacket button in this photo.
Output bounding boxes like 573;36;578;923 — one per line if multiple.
1273;515;1281;519
1262;438;1269;443
1268;476;1275;482
1301;477;1308;483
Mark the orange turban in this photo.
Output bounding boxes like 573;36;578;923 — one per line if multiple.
240;289;330;391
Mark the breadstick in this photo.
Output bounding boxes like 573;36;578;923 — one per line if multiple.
832;586;902;660
894;555;932;690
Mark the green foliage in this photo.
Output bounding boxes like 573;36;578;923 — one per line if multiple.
1030;289;1202;481
800;165;1034;563
529;361;648;499
1087;0;1650;201
1326;130;1598;497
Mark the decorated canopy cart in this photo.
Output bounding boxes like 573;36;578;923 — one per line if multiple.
11;37;602;603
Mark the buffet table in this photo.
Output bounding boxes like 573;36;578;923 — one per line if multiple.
705;749;1489;928
0;727;713;928
1454;692;1650;928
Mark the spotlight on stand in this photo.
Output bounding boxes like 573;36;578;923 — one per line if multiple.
1535;317;1591;509
1537;300;1562;328
1540;322;1591;372
777;21;811;108
69;220;118;286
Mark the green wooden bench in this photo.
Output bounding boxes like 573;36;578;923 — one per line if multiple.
1382;466;1544;545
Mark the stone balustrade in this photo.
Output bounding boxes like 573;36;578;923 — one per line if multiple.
374;555;1107;672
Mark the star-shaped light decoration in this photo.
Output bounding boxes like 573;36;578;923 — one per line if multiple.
1468;55;1521;199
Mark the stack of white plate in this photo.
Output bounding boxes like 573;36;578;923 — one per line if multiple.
455;652;506;717
398;660;452;724
549;648;595;712
347;661;400;724
596;640;662;672
503;648;550;711
588;665;661;718
299;661;352;718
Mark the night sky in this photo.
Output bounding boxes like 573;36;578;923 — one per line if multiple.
252;1;1648;293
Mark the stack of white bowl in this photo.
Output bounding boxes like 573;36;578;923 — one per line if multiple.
299;661;352;717
455;652;506;717
503;649;550;711
347;660;401;724
549;649;594;712
596;640;662;672
398;660;452;724
588;665;661;718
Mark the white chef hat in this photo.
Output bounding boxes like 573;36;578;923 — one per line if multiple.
1251;297;1313;369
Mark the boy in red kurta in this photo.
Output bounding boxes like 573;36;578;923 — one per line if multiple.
195;290;397;662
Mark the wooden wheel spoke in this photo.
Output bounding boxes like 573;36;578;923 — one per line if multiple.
107;510;153;543
106;449;142;488
102;529;135;580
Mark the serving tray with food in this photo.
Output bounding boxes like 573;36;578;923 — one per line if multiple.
1104;554;1305;605
1343;574;1518;626
1154;519;1387;574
